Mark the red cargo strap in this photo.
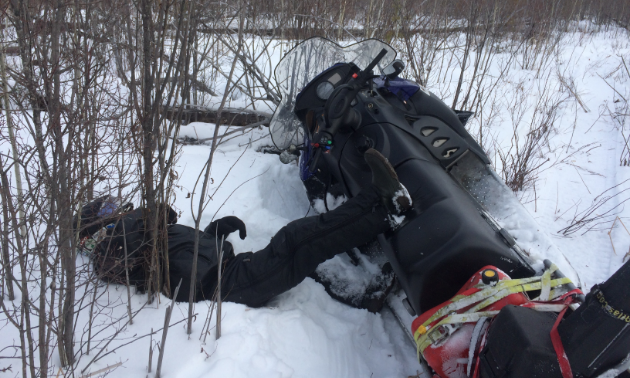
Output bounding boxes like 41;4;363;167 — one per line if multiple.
550;298;574;378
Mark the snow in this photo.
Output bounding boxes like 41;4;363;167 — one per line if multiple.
2;25;630;378
311;193;347;213
315;246;392;307
316;252;377;303
118;280;414;378
392;185;412;216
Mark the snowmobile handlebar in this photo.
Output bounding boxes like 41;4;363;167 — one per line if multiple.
323;48;389;138
363;48;389;79
308;49;389;173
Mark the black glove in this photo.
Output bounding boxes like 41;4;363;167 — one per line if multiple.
204;216;247;240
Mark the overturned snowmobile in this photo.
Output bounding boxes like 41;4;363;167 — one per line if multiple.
269;38;630;378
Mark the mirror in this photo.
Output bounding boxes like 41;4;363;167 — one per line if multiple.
381;59;405;79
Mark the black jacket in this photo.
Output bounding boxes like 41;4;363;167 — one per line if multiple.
90;208;233;302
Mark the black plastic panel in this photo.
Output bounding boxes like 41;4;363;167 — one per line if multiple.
295;63;356;113
479;305;563;378
411;117;470;169
409;90;490;164
339;123;535;313
388;159;535;313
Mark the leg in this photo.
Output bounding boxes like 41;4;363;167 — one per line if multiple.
221;186;390;307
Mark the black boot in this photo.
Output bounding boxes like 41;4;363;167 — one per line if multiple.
364;148;412;215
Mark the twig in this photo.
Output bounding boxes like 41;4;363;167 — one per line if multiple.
559;179;630;235
209;144;250;202
81;303;148;373
202;345;218;361
573;166;592;194
79;362;123;378
608;216;630;256
293;13;360;41
156;279;182;378
558;71;590;113
621;56;630;80
195;122;266;143
122;220;133;325
216;235;224;340
85;317;190;370
200;287;219;343
148;328;153;373
211;169;269;222
598;73;628;103
188;12;245;336
555;183;559;215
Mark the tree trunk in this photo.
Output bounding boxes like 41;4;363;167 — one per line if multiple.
141;0;160;303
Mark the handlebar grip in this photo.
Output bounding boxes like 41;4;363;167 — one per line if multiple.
363;48;389;76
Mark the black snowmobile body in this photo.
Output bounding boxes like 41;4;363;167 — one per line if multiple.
291;60;534;315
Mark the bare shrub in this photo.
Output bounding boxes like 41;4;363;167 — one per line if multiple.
496;72;570;192
559;179;630;235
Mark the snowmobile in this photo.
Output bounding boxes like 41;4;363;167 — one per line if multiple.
269;38;630;378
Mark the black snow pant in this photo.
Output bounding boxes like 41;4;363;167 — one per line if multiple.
221;186;391;307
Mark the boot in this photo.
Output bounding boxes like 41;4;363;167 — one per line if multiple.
364;148;412;215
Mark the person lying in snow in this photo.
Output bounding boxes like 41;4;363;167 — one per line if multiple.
74;149;411;307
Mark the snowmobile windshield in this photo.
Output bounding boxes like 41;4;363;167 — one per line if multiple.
270;38;396;149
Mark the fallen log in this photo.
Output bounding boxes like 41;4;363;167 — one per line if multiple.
161;105;272;127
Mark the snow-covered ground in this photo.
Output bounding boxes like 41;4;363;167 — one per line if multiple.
111;126;424;378
2;26;630;378
492;28;630;289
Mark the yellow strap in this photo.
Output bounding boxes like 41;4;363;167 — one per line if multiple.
526;303;568;312
415;299;570;357
416;311;500;357
537;264;558;301
419;275;543;329
416;264;566;335
467;277;570;314
414;276;572;355
414;277;569;343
